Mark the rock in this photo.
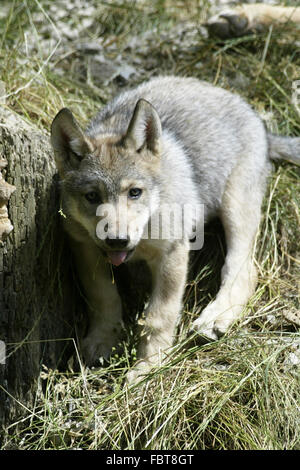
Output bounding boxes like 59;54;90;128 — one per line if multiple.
283;308;300;327
89;56;137;86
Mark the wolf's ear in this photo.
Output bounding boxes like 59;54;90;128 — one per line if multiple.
124;99;162;155
51;108;92;175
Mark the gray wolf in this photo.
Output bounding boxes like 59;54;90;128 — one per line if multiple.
51;76;300;384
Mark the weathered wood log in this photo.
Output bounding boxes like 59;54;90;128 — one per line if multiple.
0;108;80;429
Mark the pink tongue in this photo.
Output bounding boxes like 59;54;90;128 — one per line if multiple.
107;251;127;266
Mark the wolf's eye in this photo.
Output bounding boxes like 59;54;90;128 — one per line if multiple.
128;188;142;199
85;191;101;204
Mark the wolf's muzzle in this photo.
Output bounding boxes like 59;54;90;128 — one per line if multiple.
104;235;130;250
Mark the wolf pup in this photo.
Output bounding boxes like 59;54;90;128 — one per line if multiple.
51;76;300;383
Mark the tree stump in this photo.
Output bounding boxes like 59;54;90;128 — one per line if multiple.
0;108;79;429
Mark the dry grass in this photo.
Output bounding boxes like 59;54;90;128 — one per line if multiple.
1;0;299;450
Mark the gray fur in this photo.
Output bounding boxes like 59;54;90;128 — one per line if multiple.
268;134;300;165
51;76;299;384
86;76;299;219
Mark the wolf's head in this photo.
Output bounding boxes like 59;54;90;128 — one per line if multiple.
51;99;162;265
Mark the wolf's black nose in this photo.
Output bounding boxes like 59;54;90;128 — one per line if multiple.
105;236;129;249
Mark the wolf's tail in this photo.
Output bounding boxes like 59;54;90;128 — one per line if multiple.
268;134;300;165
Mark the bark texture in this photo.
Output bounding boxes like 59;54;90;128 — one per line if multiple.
0;108;79;428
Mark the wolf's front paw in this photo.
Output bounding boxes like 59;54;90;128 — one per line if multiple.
81;337;113;366
81;327;122;366
126;361;152;386
190;302;235;342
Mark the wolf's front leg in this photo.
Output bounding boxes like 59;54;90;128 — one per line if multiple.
127;240;189;384
71;240;123;365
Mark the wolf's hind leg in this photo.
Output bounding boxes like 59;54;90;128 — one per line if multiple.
192;163;267;340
